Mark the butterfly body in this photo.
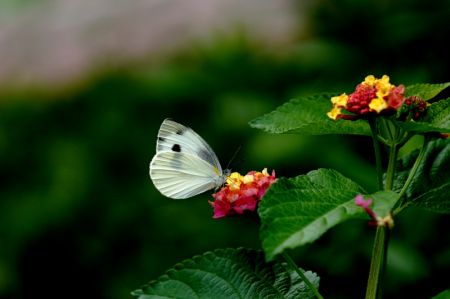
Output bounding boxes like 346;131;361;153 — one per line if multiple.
149;119;228;199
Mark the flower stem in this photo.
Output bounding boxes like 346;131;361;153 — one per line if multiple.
282;252;324;299
365;225;390;299
365;120;399;299
369;118;383;190
385;143;398;191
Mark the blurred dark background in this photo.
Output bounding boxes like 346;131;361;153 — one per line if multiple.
1;0;449;298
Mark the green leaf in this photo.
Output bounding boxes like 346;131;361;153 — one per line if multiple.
432;290;450;299
371;191;400;217
408;182;450;214
395;138;450;213
258;169;398;260
405;82;450;100
249;94;371;135
132;248;320;299
398;98;450;134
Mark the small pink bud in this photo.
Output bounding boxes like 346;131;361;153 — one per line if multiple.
355;194;373;208
355;194;378;222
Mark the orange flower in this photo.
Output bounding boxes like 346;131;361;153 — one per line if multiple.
210;168;276;218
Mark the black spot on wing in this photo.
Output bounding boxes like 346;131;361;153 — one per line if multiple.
158;137;166;142
172;144;181;152
176;127;185;135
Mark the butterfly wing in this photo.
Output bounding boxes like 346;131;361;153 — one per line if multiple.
150;151;224;199
155;119;223;174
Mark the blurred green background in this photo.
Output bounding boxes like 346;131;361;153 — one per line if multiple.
1;0;449;298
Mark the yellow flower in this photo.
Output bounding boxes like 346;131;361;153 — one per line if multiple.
331;93;348;107
226;172;244;190
363;75;377;86
243;174;254;184
363;75;391;97
327;106;342;120
379;75;390;85
375;75;392;98
369;97;388;113
261;168;269;176
226;169;273;190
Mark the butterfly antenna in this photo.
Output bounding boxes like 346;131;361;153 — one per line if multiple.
225;145;242;171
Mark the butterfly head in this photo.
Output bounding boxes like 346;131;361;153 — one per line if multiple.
223;168;232;178
213;168;231;191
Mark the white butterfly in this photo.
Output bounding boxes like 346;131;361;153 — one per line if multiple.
149;119;230;199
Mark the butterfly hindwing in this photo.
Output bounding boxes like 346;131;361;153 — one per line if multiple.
150;151;223;199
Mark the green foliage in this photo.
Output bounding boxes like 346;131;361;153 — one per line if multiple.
132;248;320;299
408;182;450;214
404;82;450;100
249;78;450;297
371;191;401;217
258;169;399;260
398;98;450;134
432;290;450;299
395;138;450;212
2;1;450;298
248;94;371;136
249;83;450;137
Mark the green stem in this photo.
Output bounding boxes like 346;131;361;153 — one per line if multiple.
380;117;397;144
385;143;398;191
282;252;324;299
366;119;399;299
393;136;427;214
365;226;390;299
378;118;390;143
369;118;383;190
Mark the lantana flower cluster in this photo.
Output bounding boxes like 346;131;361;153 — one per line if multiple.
327;75;406;120
210;168;276;219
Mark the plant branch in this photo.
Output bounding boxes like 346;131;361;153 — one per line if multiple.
366;118;399;299
365;225;389;299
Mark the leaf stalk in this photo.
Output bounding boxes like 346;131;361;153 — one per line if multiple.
281;252;324;299
393;135;428;214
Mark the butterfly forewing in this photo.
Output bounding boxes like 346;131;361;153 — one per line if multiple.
156;119;223;174
150;151;223;199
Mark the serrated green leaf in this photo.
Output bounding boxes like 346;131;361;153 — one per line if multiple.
258;169;399;260
132;248;320;299
408;182;450;214
432;289;450;299
405;82;450;100
249;94;371;135
394;138;450;213
398;98;450;134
